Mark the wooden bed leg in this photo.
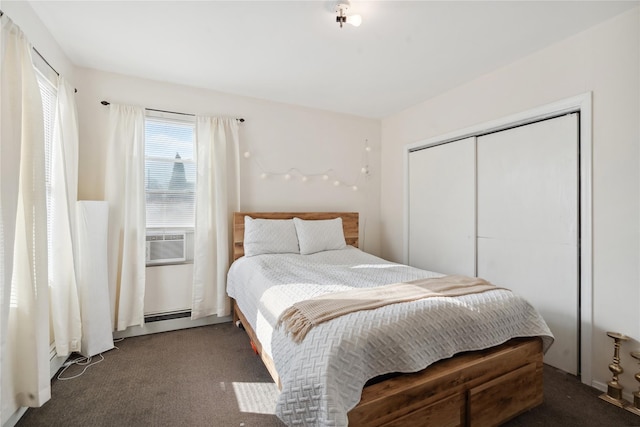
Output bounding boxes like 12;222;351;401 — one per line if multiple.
231;299;245;330
231;298;240;326
234;303;283;389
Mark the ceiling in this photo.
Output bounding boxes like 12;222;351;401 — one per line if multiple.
27;1;638;118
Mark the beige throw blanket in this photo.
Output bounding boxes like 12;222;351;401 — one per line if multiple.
277;275;503;343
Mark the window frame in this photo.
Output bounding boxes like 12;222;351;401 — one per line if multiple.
143;111;197;266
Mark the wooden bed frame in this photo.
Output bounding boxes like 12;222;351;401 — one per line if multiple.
231;212;544;427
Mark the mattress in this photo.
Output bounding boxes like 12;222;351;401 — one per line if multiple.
227;247;553;426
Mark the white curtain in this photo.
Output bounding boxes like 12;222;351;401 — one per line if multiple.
104;104;146;331
192;117;240;319
0;16;50;423
49;76;81;356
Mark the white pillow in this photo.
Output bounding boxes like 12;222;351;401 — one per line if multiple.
293;217;347;255
243;216;300;257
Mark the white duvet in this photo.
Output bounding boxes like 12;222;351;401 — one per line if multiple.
227;247;553;427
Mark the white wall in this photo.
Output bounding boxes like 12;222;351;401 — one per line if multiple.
2;1;76;84
76;68;381;252
74;68;381;315
380;8;640;393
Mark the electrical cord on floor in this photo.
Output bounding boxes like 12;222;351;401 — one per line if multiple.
57;354;105;380
57;338;124;381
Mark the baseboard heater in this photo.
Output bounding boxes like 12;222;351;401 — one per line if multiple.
144;310;191;323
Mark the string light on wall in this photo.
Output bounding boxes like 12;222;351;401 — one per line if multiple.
242;139;371;192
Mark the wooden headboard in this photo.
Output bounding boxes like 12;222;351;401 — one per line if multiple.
233;212;359;260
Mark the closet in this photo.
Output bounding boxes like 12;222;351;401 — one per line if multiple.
408;137;476;277
408;113;579;375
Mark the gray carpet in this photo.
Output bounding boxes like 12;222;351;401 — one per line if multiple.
16;323;640;426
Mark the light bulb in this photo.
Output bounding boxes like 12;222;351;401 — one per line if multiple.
352;185;358;191
346;14;362;27
333;180;340;187
284;174;291;180
302;176;309;182
243;151;251;158
365;146;372;152
260;172;267;179
322;175;329;181
360;167;368;174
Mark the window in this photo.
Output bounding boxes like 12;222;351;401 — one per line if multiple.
144;113;196;265
35;69;57;276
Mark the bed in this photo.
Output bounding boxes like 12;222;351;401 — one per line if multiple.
227;212;553;427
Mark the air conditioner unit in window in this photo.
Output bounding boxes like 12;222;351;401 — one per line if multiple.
146;233;186;265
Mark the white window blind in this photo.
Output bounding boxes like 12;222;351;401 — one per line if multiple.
144;115;196;229
36;70;57;274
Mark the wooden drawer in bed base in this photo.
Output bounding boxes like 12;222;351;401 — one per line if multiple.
350;338;543;427
379;392;466;427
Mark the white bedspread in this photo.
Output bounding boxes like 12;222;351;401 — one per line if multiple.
227;247;553;427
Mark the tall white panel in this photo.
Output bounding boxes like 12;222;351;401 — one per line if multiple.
76;201;114;357
408;137;475;276
477;114;579;374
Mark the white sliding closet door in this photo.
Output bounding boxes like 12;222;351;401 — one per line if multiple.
408;137;475;276
476;114;579;375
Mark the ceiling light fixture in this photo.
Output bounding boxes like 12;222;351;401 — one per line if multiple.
335;1;362;28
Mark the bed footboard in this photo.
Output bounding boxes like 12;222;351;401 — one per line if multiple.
232;301;543;427
349;337;543;427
